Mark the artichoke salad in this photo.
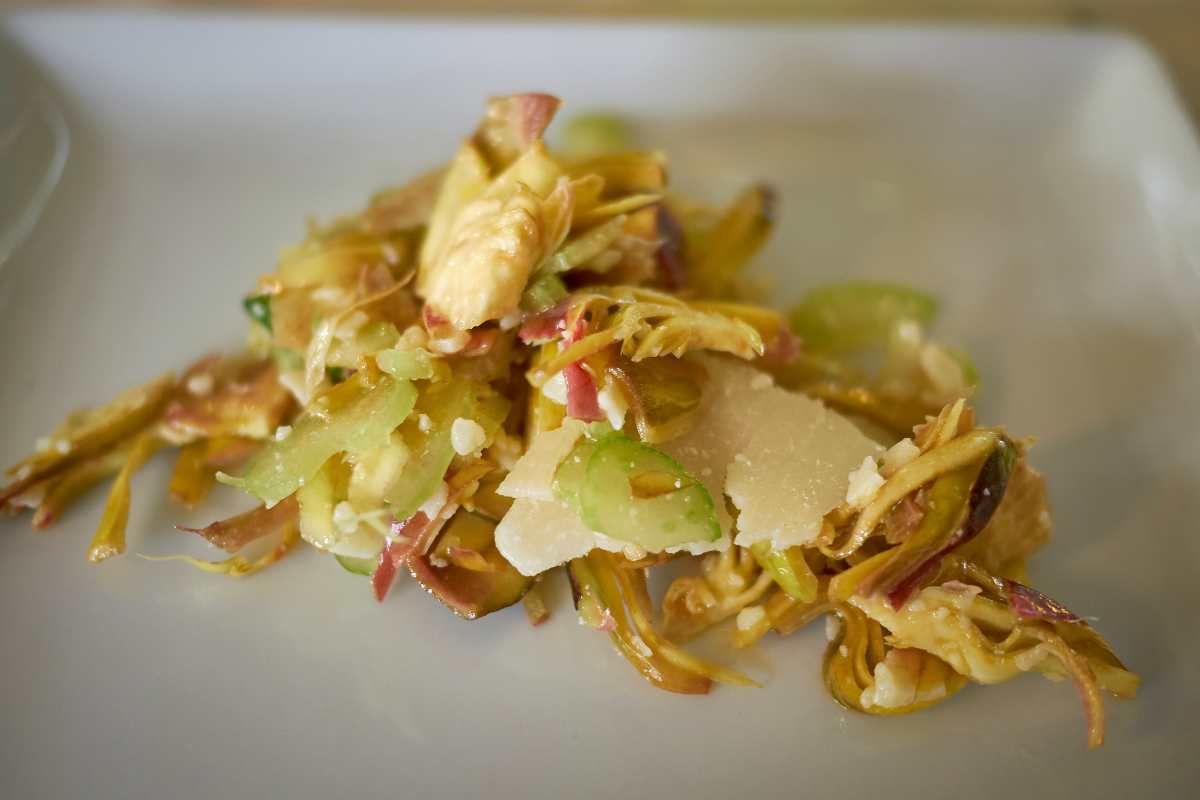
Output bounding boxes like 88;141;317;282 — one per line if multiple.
0;94;1136;747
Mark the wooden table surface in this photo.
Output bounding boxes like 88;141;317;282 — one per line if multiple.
10;1;1200;124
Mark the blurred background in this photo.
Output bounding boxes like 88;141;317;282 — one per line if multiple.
7;1;1200;122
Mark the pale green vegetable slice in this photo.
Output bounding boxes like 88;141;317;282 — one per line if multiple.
384;378;509;521
750;541;819;603
335;554;376;576
562;113;632;157
787;281;938;353
220;371;416;507
577;432;720;550
376;348;434;380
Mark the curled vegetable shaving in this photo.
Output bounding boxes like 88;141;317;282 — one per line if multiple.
663;545;774;642
569;556;709;694
821;427;999;560
687;184;774;300
161;355;293;443
750;541;819;603
177;496;300;553
87;432;163;563
526;286;764;385
956;458;1052;575
410;509;532;619
851;557;1137;748
823;603;967;714
1;372;174;508
141;510;301;578
569;552;757;694
733;580;833;648
169;436;259;509
31;444;131;531
606;355;707;444
848;437;1016;608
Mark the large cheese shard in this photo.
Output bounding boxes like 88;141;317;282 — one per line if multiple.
727;390;882;548
662;356;882;549
494;497;626;576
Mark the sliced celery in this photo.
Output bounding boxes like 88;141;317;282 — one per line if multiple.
788;281;938;353
220;371;416;507
575;432;720;550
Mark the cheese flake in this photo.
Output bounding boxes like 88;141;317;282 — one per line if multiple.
665;357;881;549
496;418;587;502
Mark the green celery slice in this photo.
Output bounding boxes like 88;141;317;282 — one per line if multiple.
376;348;434;380
750;541;819;603
220;371;416;507
577;432;720;550
788;281;938;353
335;554;376;576
384;378;508;521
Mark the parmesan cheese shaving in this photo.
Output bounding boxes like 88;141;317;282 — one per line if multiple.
662;356;881;549
494;497;625;576
496;418;587;501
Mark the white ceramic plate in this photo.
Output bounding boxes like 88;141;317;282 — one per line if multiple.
2;12;1198;799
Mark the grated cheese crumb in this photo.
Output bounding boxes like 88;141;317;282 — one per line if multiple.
880;437;920;477
54;440;71;455
417;414;433;433
862;657;921;709
486;430;523;471
274;425;293;442
186;373;214;396
332;501;359;535
311;286;351;305
845;456;885;510
736;604;766;631
450;417;487;455
540;371;568;405
825;614;841;642
428;330;471;354
596;383;628;430
622;543;647;561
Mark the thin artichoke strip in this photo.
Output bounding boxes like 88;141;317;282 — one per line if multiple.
86;432;164;563
567;557;711;694
602;553;760;688
824;429;999;560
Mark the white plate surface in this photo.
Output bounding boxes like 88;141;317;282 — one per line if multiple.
2;12;1199;799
